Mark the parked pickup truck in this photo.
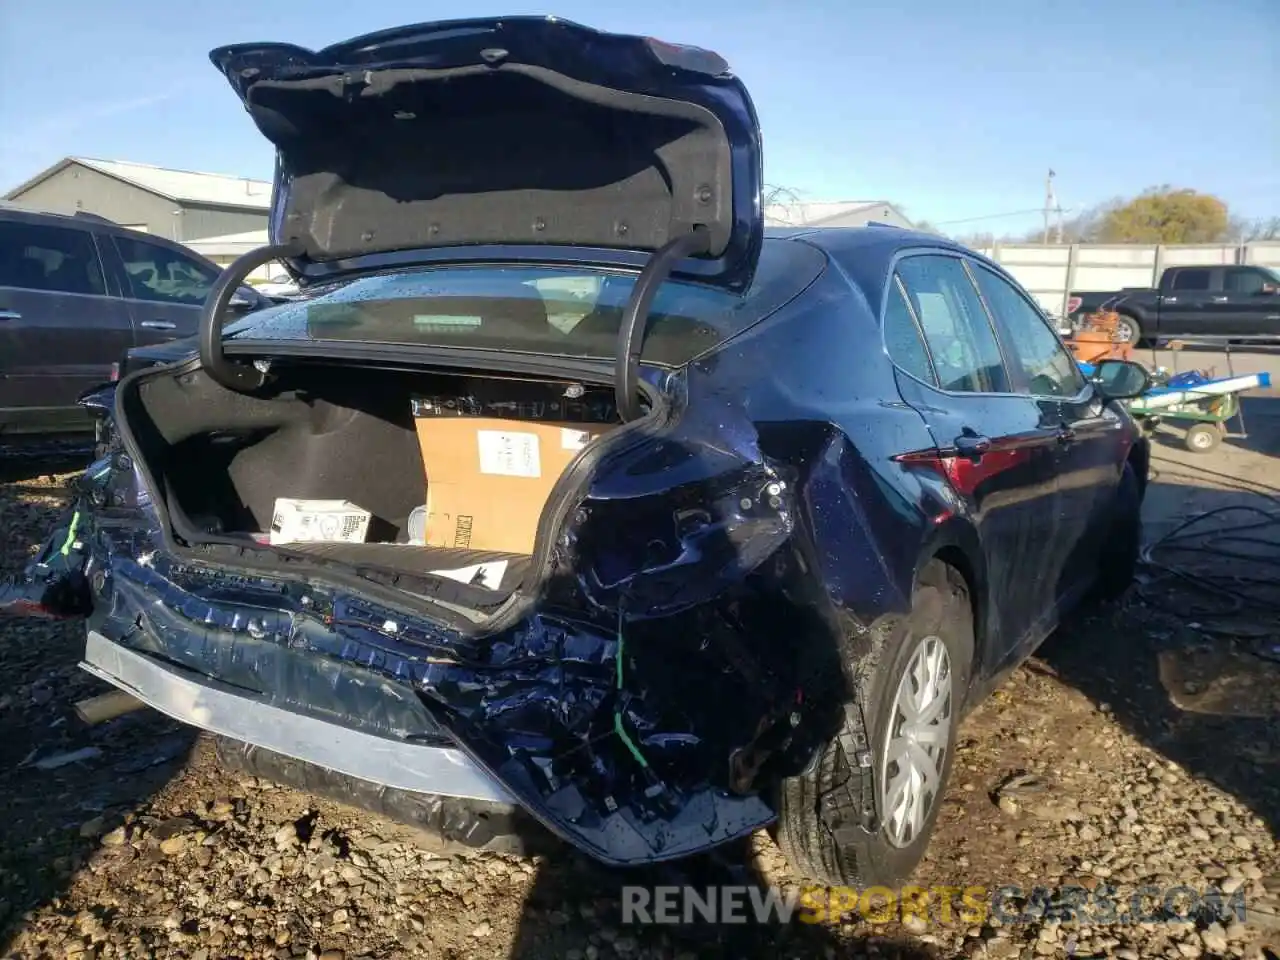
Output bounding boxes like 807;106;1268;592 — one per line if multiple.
1067;264;1280;346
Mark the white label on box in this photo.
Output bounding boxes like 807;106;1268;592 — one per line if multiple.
269;498;371;545
477;430;540;477
560;428;593;451
428;560;509;590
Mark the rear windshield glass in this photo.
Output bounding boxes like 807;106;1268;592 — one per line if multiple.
228;239;824;366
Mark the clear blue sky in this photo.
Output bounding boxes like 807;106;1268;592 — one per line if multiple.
2;0;1276;236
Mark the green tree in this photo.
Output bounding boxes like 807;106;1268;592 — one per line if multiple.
1097;187;1230;243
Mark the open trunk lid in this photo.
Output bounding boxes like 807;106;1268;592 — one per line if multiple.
210;16;764;290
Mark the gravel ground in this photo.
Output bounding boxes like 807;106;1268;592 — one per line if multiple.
2;422;1278;960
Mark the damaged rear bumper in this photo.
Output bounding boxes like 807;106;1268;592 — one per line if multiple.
75;555;781;863
7;379;880;868
79;629;512;804
10;491;810;867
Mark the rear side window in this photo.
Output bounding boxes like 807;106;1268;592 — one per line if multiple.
883;278;937;386
971;265;1086;398
1171;269;1211;291
896;255;1009;393
113;235;219;305
0;221;106;296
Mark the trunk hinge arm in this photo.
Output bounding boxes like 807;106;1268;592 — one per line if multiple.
614;227;712;423
199;243;306;392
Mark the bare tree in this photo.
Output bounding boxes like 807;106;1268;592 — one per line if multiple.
1228;216;1280;242
761;184;806;226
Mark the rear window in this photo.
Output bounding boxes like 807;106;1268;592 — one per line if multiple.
1171;269;1211;291
229;240;825;366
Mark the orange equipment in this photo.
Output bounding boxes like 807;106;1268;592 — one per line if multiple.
1063;310;1133;364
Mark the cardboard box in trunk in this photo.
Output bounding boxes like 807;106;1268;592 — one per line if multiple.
413;416;606;554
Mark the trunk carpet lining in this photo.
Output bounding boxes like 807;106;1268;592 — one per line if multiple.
277;542;531;591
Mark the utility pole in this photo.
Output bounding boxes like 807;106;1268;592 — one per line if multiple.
1043;169;1057;244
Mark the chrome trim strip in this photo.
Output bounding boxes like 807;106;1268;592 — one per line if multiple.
79;630;515;804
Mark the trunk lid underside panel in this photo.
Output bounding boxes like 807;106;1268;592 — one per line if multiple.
210;16;764;290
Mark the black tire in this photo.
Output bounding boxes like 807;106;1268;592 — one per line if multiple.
775;560;974;886
1184;423;1220;453
1093;462;1143;602
1114;313;1143;347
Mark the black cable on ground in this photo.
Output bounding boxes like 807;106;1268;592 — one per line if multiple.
1137;490;1280;662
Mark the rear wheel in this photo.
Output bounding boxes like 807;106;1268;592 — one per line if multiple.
1113;314;1142;347
775;560;973;886
1184;422;1220;453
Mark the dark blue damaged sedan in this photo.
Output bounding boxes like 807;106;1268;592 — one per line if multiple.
1;16;1153;885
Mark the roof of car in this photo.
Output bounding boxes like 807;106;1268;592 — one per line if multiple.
767;224;966;254
2;203;158;236
0;204;139;232
0;203;224;269
0;203;100;225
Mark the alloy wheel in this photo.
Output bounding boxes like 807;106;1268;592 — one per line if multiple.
879;634;953;849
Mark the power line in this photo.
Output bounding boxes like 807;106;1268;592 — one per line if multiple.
932;207;1054;227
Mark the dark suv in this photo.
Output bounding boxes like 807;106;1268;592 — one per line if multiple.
0;206;269;436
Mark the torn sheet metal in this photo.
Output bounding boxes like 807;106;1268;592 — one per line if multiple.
0;386;887;868
0;336;905;869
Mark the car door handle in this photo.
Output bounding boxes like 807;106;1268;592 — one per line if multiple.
0;309;20;321
139;320;177;330
954;433;991;459
1210;296;1229;303
1057;425;1077;444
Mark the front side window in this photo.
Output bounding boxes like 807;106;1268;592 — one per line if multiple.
1224;267;1271;295
113;235;218;305
971;264;1086;398
0;222;106;296
1171;269;1211;291
895;254;1009;393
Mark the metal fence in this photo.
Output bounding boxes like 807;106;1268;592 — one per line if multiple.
974;241;1280;316
189;233;1280;310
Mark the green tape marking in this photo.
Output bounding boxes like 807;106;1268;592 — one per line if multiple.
613;626;650;769
60;511;81;557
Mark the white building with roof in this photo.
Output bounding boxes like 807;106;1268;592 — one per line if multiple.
186;228;282;281
763;199;913;230
3;157;272;242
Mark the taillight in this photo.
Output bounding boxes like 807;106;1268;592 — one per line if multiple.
1066;296;1083;315
109;362;120;382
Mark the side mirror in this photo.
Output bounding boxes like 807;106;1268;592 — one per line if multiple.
229;287;259;310
1259;283;1279;296
1090;359;1150;401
